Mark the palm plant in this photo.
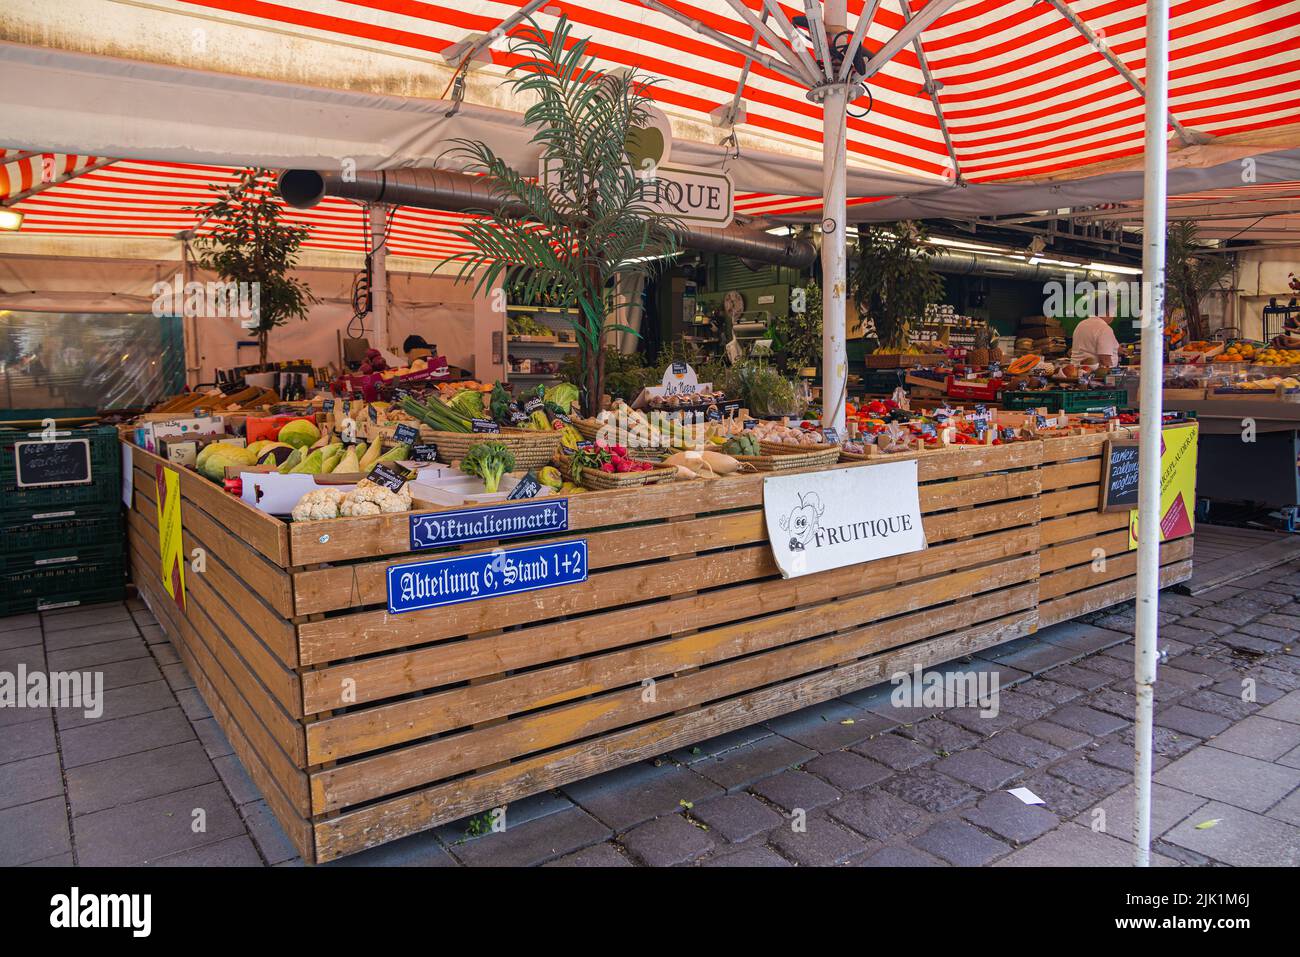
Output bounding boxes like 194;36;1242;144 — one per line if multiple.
443;15;680;417
1165;220;1232;342
189;168;316;369
851;221;943;352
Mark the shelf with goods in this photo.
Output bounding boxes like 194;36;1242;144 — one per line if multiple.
505;304;579;389
120;387;1194;863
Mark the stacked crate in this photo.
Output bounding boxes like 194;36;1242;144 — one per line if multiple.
0;424;125;615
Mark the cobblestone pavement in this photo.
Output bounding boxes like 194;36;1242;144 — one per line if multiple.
2;566;1299;867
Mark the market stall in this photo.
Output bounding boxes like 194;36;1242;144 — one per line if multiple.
123;423;1193;863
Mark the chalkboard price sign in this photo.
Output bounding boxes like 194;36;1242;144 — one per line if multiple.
15;438;93;488
1101;438;1141;512
411;443;439;462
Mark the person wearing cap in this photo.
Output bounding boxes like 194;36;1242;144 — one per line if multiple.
403;335;435;365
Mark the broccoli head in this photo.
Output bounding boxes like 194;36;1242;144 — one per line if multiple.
461;441;516;493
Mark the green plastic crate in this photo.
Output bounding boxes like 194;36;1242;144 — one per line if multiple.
1;543;126;615
1;510;123;556
0;423;121;517
1001;389;1128;413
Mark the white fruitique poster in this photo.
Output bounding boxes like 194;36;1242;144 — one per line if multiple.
763;459;927;579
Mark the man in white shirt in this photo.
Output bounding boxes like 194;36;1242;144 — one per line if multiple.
1070;303;1121;369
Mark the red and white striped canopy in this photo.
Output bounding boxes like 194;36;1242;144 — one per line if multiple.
2;1;1297;256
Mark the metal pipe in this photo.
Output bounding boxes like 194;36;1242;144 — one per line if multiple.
858;0;961;81
637;0;810;85
837;0;882;82
821;0;850;433
723;0;820;86
278;168;817;268
1134;0;1171;870
759;0;825;82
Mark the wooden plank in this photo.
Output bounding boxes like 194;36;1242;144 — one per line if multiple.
304;555;1039;762
131;445;290;567
1040;529;1132;574
298;519;1041;667
311;606;1038;861
1040;537;1194;601
310;582;1037;813
1039;559;1193;626
301;524;1042;712
1040;508;1129;546
1039;458;1102;491
1040;485;1101;518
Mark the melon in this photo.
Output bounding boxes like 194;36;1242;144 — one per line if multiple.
1007;354;1041;375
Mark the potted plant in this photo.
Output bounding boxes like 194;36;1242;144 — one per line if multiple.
442;15;680;418
851;221;943;354
189;168;316;369
1165;220;1232;343
772;281;823;376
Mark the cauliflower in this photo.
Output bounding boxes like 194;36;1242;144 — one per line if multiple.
291;488;344;522
339;480;411;517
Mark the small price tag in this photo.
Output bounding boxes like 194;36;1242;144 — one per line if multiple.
192;408;207;418
367;462;411;492
411;443;439;462
471;418;501;433
524;396;544;414
671;360;688;375
323;399;335;413
368;405;379;422
506;471;544;500
743;418;758;430
341;417;357;444
576;440;595;452
343;399;352;413
393;424;419;446
553;411;572;426
706;407;722;422
820;427;840;444
723;402;741;416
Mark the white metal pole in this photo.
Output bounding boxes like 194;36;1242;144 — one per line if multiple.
820;93;849;434
369;204;389;356
1134;0;1170;868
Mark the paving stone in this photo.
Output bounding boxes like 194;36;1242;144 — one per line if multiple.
160;662;195;693
450;806;612;867
1042;664;1112;692
1156;624;1220;646
1257;613;1300;635
0;700;50;730
0;753;64;811
979;639;1079;675
46;637;149;672
138;624;166;645
151;834;263;867
437;791;573;845
213;753;263;807
619;813;715;867
942;706;1021;738
1221;630;1285;655
1012;678;1084;705
1163;801;1300;867
1210;676;1285;704
239;799;299;865
41;604;132;632
174;687;213;722
933;750;1024;791
1252;664;1300;692
1260;689;1300;725
1035;621;1130;654
749;769;842;812
1117;724;1201;759
857;845;945;866
981;730;1066;769
803;750;892;792
911;819;1008;866
0;613;39;633
327;830;457;867
0;627;41;651
669;726;773;765
1154;746;1300;812
1086;738;1161;773
767;811;870;865
1017;773;1102;819
22;853;75;867
828;789;930;842
59;707;195;768
1157;595;1209;617
836;682;896;711
1150;665;1215;691
1209;715;1300;761
1177;616;1236;636
1266;788;1300;828
1088;688;1138;717
899;718;981;755
1193;585;1245;602
690;793;784;843
1021;720;1093;752
67;740;218;815
1194;605;1257;626
95;656;165;692
1072;653;1131;679
1049;704;1130;737
1177;689;1259;721
191;716;234;759
150;642;181;667
73;781;244;866
0;714;56;764
53;679;176;730
1164;653;1234;677
993;690;1056;721
851;732;936;770
881;768;981;813
765;700;893;752
1047;755;1130;794
701;841;790;867
962;790;1058;844
1280;745;1300;770
545;843;633;867
1075;782;1206;841
0;643;45;672
997;823;1175;867
1155;704;1233;739
0;796;71;866
562;759;722;831
693;734;815;792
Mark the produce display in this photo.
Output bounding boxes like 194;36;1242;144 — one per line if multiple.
460;442;517;493
507;314;555;338
290;480;413;521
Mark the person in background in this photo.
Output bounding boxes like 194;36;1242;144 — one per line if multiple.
402;334;435;366
1070;294;1121;370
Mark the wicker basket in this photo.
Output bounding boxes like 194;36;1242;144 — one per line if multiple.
570;417;674;462
734;444;842;472
558;455;677;490
429;428;561;469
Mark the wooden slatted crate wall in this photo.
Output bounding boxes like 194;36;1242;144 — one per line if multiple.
123;432;1193;864
1037;432;1194;627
